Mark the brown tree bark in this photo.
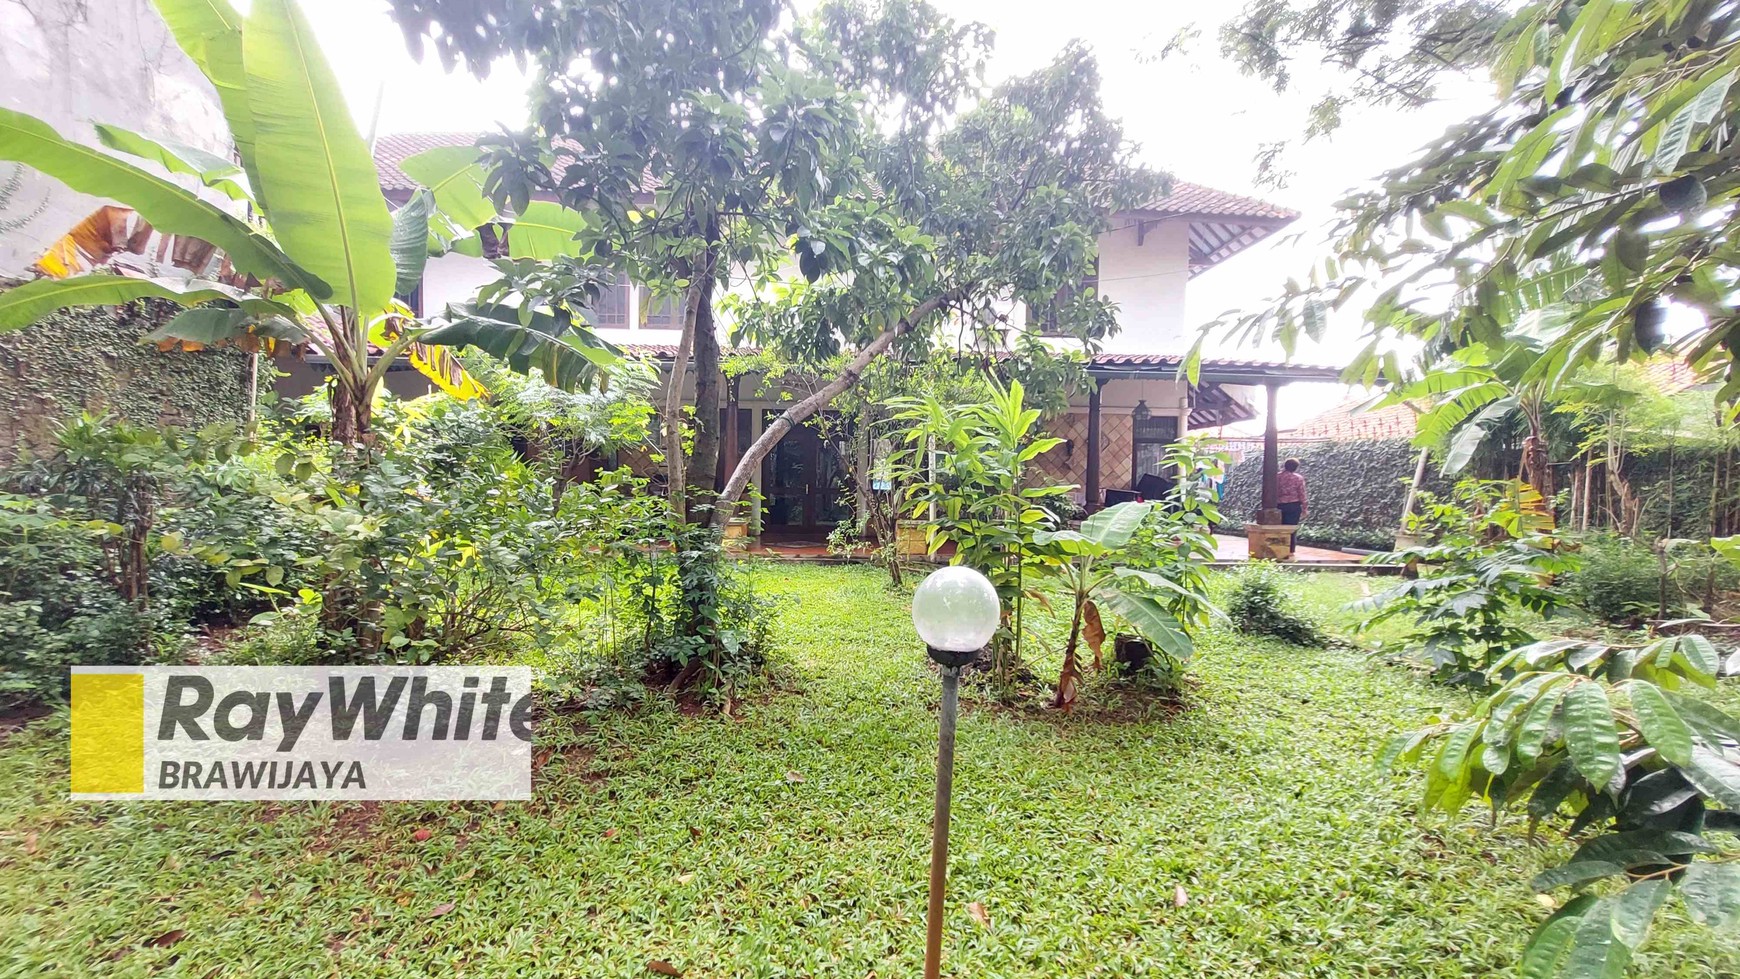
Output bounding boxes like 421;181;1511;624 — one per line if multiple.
688;270;722;517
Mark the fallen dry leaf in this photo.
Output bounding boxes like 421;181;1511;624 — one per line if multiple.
1173;884;1189;908
646;959;682;976
244;887;265;908
967;901;990;927
411;828;433;843
425;902;455;919
785;771;805;784
146;929;187;948
688;826;702;841
603;828;619;839
23;831;38;855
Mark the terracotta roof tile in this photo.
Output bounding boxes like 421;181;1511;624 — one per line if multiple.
1285;397;1421;441
1136;180;1297;222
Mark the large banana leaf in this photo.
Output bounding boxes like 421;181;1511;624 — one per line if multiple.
0;109;321;295
399;145;498;231
390;189;435;295
94;124;250;201
1078;501;1156;549
143;306;311;354
453;201;592;261
1100;590;1194;662
152;0;264;210
242;0;394;317
0;275;292;333
422;303;618;391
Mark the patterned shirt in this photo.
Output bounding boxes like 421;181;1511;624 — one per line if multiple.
1277;470;1307;505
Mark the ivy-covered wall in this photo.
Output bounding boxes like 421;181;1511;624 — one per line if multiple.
1219;438;1450;550
0;289;255;454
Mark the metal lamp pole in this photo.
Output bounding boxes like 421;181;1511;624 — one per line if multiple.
910;565;999;979
924;651;971;979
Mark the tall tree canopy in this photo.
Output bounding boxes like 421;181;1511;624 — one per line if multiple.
388;0;1162;528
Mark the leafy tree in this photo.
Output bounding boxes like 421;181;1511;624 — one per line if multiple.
0;0;614;446
1210;0;1740;407
388;0;1161;530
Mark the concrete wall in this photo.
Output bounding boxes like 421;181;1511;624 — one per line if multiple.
1095;218;1191;355
0;0;231;277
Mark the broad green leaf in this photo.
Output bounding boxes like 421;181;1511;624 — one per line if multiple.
1078;501;1154;549
143;307;310;347
94;124;250;200
1563;896;1631;979
1678;745;1740;809
152;0;264;208
390;189;435;296
1521;895;1594;979
1515;683;1568;765
1608;879;1669;949
421;304;618;392
0;275;266;333
1625;681;1692;766
1563;682;1622;791
1654;71;1734;173
243;0;394;316
1663;692;1740;743
498;201;593;260
399;145;498;231
0;108;317;294
1098;590;1192;661
1678;863;1740;928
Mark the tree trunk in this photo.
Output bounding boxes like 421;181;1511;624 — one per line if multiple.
329;377;373;446
710;290;957;529
688;271;722;518
663;273;702;520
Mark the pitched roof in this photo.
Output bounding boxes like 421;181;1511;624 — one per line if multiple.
1136;180;1298;222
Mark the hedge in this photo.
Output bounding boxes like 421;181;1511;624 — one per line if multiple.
1218;438;1449;551
0;288;256;454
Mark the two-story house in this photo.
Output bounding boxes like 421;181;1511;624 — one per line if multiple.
365;133;1339;538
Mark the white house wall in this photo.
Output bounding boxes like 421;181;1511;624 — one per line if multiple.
1094;218;1191;355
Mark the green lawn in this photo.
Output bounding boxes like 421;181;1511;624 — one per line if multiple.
2;564;1736;977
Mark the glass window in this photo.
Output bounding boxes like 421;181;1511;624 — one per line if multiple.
642;290;680;329
581;277;631;328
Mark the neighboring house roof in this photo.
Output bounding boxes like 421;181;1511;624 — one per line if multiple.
1127;180;1299;275
1283;396;1421;442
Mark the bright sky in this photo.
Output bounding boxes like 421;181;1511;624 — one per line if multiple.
302;0;1498;428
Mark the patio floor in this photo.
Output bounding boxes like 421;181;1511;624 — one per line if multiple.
742;532;1358;564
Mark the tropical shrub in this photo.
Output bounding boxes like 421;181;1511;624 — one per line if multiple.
1385;633;1740;977
1562;534;1673;624
1224;562;1327;647
890;378;1069;685
0;494;162;703
1355;480;1578;684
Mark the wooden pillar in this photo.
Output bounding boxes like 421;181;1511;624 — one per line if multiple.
1259;381;1281;522
1085;379;1102;510
718;376;740;492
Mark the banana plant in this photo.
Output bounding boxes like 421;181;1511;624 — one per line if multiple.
1032;501;1211;710
0;0;615;444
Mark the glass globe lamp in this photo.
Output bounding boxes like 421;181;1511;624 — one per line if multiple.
911;566;999;664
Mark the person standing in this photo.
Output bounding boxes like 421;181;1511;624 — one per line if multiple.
1277;458;1307;549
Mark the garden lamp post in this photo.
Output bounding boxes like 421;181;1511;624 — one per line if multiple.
909;565;1000;979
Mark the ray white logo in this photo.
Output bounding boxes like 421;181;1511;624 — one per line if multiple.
71;667;533;801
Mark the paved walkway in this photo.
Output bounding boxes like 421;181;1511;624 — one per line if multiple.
742;533;1358;563
1210;533;1356;563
